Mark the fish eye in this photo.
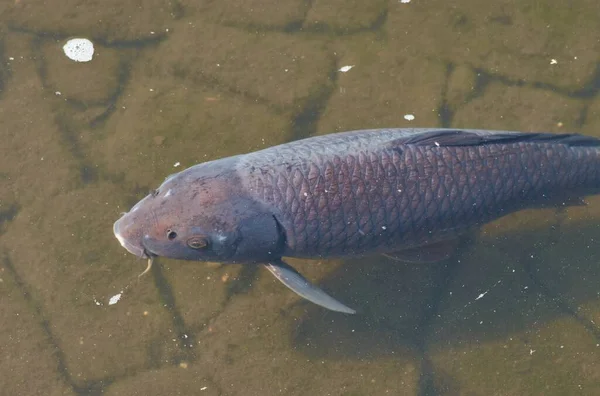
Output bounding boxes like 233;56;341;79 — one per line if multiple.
151;189;160;197
187;237;208;250
166;229;178;240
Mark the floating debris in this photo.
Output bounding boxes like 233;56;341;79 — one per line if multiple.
404;114;415;121
338;65;354;73
475;291;488;301
63;38;94;62
108;292;123;305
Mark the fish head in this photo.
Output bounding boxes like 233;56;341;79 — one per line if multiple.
113;161;283;264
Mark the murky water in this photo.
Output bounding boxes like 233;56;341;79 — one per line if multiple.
2;1;600;395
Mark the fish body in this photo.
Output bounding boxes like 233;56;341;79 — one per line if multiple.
113;128;600;313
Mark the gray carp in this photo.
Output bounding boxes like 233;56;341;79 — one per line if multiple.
113;128;600;313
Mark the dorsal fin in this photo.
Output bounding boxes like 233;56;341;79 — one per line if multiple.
398;129;600;148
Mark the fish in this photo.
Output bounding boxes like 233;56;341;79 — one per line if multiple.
113;128;600;314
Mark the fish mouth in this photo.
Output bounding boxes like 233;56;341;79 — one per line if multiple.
141;243;157;260
113;215;150;259
115;232;148;258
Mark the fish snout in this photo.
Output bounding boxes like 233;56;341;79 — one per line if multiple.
113;212;147;258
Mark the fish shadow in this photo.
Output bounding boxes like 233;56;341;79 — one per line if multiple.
290;221;600;360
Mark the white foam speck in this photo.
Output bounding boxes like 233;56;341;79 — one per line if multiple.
475;291;488;300
404;114;415;121
400;0;411;3
109;292;122;305
63;38;94;62
338;65;354;72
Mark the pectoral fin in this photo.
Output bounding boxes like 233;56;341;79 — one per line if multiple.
263;260;356;314
383;238;460;263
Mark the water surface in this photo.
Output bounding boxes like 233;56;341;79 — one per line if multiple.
2;1;600;395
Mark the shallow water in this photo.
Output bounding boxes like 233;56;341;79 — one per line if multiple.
2;1;600;395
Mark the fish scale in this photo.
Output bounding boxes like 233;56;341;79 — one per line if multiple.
240;131;600;259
